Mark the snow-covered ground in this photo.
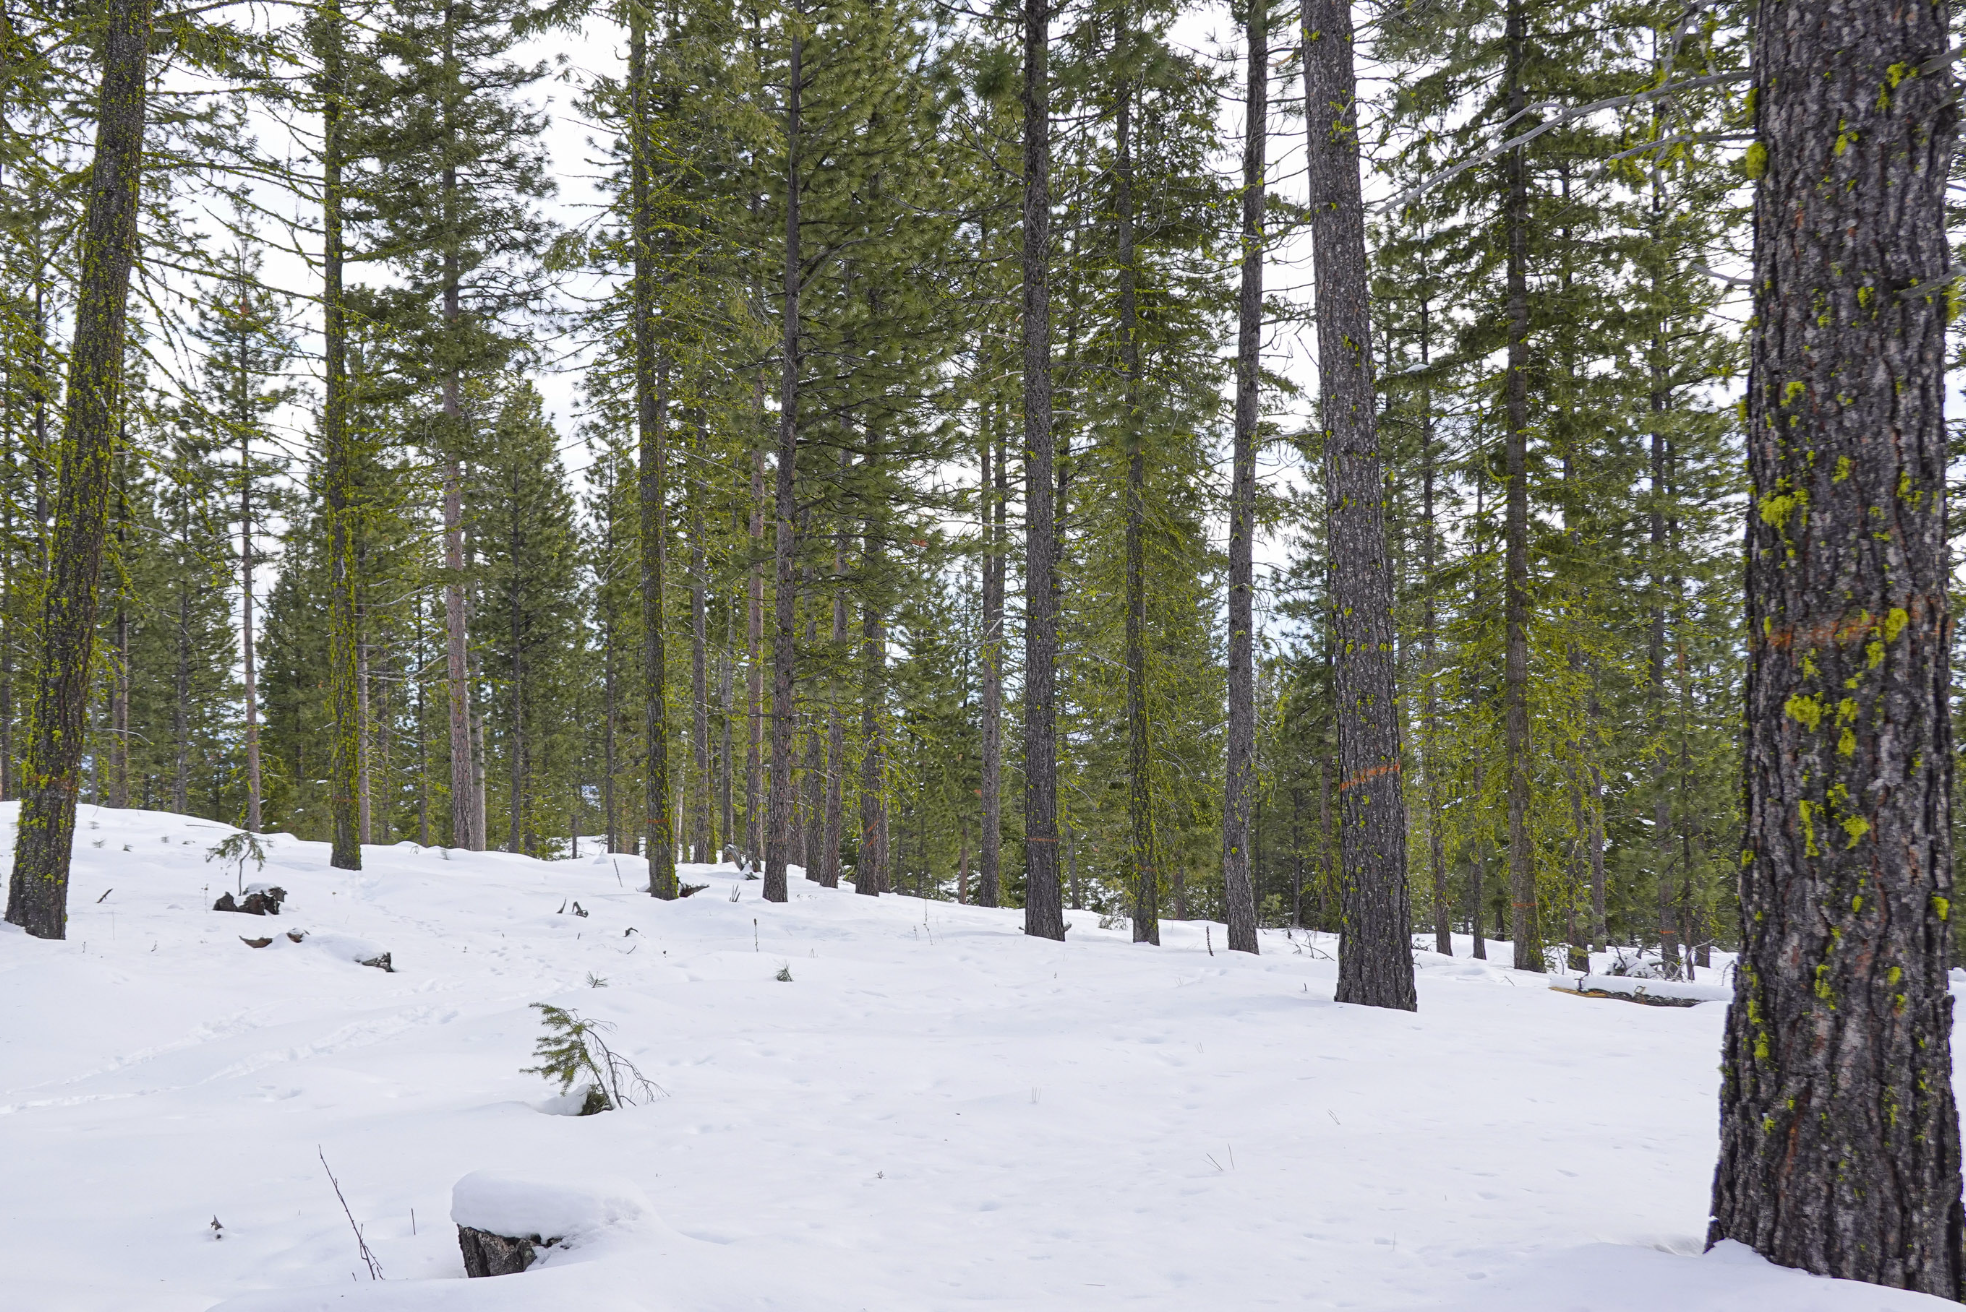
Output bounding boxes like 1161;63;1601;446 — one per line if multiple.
0;803;1952;1310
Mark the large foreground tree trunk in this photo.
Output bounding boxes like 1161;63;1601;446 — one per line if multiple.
1708;0;1962;1292
1221;0;1264;957
1020;0;1062;940
1303;0;1415;1011
7;0;154;937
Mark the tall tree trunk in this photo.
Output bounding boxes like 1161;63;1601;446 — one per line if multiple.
819;484;846;889
747;443;765;866
1499;0;1537;971
110;587;127;807
434;7;474;856
1290;783;1303;929
1304;0;1415;1010
1709;0;1961;1289
321;0;362;872
719;601;735;856
240;424;260;831
469;640;488;845
373;649;392;843
508;520;524;853
1649;408;1677;976
691;419;711;862
1221;0;1264;956
1587;727;1607;952
356;627;372;844
631;14;675;899
443;449;473;850
1115;68;1159;948
1419;286;1449;957
801;698;822;877
764;27;803;905
415;608;430;845
1469;756;1487;959
173;587;188;813
978;396;1002;908
857;435;887;896
1019;0;1062;940
957;814;969;904
6;0;153;937
604;619;618;851
172;582;186;810
1;446;13;803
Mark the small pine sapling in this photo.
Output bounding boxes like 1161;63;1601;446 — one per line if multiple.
206;831;269;897
523;1004;660;1114
775;965;793;981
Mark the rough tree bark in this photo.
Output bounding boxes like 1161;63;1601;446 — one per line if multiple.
763;25;803;906
631;13;675;899
1020;0;1063;940
691;418;712;863
240;374;261;832
1303;0;1415;1010
1418;289;1450;958
856;434;887;896
1500;0;1537;972
6;0;153;936
747;441;764;864
819;481;847;889
1707;0;1962;1291
1116;64;1159;948
1649;414;1678;976
978;396;1002;908
1221;0;1264;956
322;0;362;872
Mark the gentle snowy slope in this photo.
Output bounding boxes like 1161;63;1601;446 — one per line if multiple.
0;804;1951;1310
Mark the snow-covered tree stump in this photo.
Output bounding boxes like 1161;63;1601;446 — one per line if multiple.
450;1171;653;1278
456;1225;552;1277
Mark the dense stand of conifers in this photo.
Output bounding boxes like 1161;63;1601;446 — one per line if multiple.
1;0;1963;1290
0;0;1762;958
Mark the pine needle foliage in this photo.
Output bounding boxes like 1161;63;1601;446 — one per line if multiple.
521;1003;658;1114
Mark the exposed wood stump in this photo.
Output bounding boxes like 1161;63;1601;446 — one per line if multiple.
457;1225;556;1277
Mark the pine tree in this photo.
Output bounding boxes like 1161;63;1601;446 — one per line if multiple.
1708;0;1962;1289
358;0;554;852
6;0;153;938
1304;0;1416;1008
182;234;295;831
474;383;582;854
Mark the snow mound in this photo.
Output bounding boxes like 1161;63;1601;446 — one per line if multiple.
450;1171;652;1242
242;927;393;970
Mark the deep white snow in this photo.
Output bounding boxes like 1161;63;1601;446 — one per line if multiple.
0;802;1954;1310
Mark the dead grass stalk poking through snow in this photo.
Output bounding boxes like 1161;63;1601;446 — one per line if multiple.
317;1147;382;1280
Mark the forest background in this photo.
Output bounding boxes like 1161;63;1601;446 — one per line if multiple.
0;0;1929;968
